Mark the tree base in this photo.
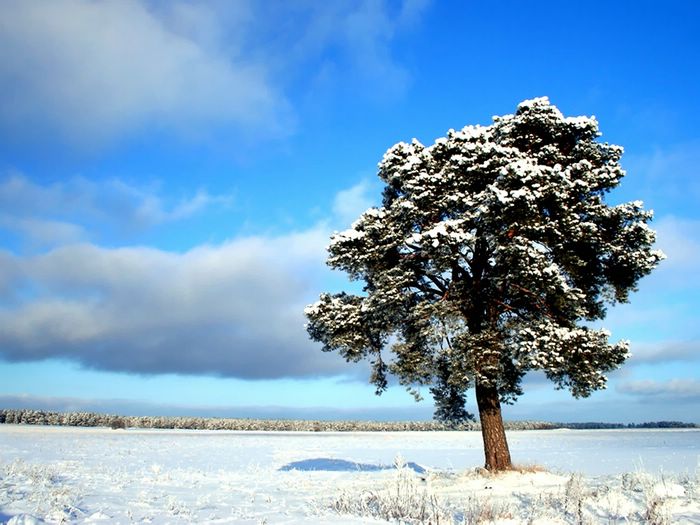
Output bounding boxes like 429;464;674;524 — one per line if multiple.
476;382;512;471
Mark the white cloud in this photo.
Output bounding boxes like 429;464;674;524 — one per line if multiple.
0;0;288;146
622;140;700;219
116;183;233;226
332;179;379;225
617;379;700;400
653;216;700;280
0;177;391;380
0;227;347;379
0;216;87;246
0;173;232;246
0;0;429;147
0;250;20;297
278;1;428;102
627;340;699;364
161;189;231;222
599;214;700;338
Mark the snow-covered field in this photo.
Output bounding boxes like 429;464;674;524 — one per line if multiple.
1;425;698;524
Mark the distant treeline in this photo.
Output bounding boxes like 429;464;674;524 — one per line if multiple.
0;409;696;431
0;408;528;431
555;421;698;429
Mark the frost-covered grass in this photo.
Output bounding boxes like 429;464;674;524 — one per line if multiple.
330;455;454;523
0;425;698;524
0;460;82;524
329;462;700;524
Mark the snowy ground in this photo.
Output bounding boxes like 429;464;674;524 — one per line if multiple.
0;425;698;524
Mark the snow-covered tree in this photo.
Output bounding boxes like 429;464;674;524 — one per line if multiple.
305;98;664;470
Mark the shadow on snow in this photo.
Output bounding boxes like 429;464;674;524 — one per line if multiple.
278;458;426;474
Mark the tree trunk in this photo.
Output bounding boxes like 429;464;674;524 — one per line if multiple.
475;381;512;471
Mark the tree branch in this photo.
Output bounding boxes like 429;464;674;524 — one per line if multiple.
426;274;448;294
409;281;443;298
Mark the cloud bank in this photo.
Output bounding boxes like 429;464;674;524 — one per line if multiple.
0;229;348;379
0;175;382;380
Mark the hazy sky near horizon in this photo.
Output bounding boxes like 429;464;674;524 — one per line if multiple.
0;0;698;422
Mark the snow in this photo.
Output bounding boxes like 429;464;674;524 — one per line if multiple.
1;425;698;524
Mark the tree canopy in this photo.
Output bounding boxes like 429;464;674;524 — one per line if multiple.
305;97;664;469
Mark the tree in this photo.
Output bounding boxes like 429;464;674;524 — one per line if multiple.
305;97;664;471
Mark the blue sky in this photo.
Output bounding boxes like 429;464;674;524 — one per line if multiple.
0;0;698;423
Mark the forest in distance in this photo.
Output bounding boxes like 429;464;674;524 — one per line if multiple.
0;408;696;432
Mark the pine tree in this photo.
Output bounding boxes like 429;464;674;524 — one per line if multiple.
305;98;664;470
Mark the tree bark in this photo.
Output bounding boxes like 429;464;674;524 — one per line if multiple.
475;381;512;471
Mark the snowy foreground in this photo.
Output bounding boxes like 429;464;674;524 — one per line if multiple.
1;425;698;524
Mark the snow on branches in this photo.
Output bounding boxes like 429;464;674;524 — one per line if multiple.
305;97;664;420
